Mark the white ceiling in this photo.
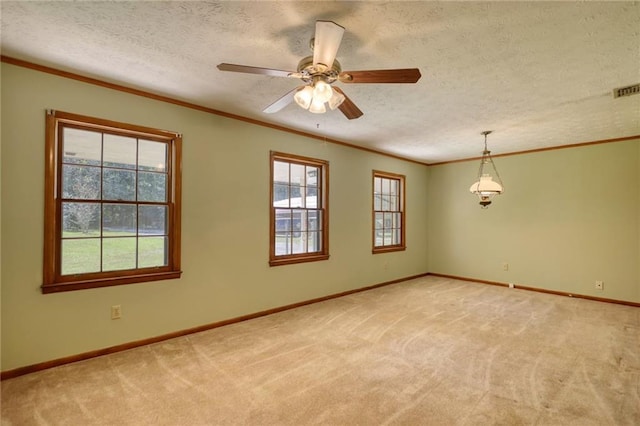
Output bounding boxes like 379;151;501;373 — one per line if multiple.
2;1;639;163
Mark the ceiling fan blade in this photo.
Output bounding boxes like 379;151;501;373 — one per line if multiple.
332;87;363;120
313;21;345;69
217;63;296;78
263;87;301;114
338;68;422;84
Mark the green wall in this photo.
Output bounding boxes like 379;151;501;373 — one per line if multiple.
2;62;638;372
428;139;640;303
1;63;429;371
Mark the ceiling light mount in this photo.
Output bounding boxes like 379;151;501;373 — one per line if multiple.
469;130;504;208
296;55;341;84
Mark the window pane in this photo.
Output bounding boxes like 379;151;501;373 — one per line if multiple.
380;194;391;211
383;231;392;246
307;231;321;252
138;171;167;202
275;232;291;255
63;128;101;166
375;212;384;230
62;202;100;237
392;228;401;245
306;188;318;209
290;164;305;186
103;237;136;271
291;185;305;208
103;204;136;235
308;210;320;231
273;184;290;207
273;161;290;183
374;177;382;194
139;205;167;235
275;209;292;232
139;236;167;268
138;140;167;172
393;213;402;230
390;179;399;196
103;134;136;169
103;169;136;201
292;209;305;235
306;166;318;187
388;195;398;211
62;165;100;199
382;178;391;195
374;193;381;211
384;212;393;229
61;238;101;275
291;232;305;254
375;212;384;247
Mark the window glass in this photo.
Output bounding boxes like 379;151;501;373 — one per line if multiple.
43;110;182;293
373;171;405;253
270;152;329;266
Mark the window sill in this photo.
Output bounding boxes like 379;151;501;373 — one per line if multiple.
42;270;183;294
269;254;330;267
372;246;406;254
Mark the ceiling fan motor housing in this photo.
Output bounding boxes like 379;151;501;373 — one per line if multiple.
297;55;341;84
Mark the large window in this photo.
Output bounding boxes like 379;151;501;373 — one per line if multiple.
43;110;182;293
270;152;329;266
373;170;405;253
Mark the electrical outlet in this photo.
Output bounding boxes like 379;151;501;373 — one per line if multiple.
502;262;509;271
508;283;515;289
595;281;604;291
111;305;122;320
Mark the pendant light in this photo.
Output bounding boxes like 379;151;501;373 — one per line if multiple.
469;131;503;208
293;77;345;113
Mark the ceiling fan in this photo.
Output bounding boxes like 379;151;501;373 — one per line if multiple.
217;20;421;120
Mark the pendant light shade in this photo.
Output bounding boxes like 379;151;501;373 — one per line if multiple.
328;90;346;110
312;80;333;103
308;98;327;114
294;86;314;109
294;77;344;113
470;131;503;208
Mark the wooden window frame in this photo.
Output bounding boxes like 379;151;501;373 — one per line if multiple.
269;151;329;266
372;170;406;254
43;110;182;293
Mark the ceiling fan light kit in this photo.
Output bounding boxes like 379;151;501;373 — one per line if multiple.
470;131;504;208
217;20;421;119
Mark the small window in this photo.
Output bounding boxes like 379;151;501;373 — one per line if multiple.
270;152;329;266
43;110;182;293
373;171;405;253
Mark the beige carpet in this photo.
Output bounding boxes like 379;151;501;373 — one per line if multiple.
2;276;639;425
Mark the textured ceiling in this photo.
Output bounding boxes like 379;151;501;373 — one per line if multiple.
1;1;639;163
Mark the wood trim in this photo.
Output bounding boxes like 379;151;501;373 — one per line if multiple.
1;272;429;380
0;55;428;166
172;134;183;271
41;271;183;294
427;273;640;307
43;111;58;285
428;135;640;166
